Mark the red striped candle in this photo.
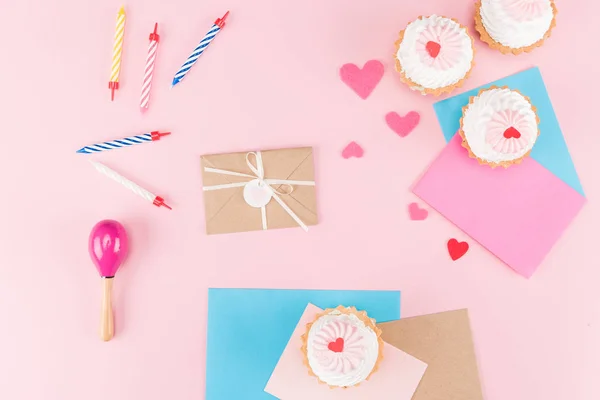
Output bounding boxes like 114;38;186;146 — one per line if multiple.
140;23;160;112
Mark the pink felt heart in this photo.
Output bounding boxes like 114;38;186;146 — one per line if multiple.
340;60;384;100
386;111;420;137
342;141;364;159
408;202;428;221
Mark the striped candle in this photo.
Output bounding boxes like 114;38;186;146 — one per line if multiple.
171;11;229;88
76;131;171;154
108;6;126;101
140;23;160;112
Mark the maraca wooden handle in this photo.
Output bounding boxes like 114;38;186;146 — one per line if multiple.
100;277;114;341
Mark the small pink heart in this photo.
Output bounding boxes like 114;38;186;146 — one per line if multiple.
408;202;428;221
386;111;420;137
342;141;364;159
340;60;384;100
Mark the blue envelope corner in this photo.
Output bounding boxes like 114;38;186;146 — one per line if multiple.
205;288;401;400
433;67;585;197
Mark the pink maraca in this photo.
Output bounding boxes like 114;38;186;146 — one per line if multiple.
89;220;128;341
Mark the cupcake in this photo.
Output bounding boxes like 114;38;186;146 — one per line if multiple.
301;306;383;388
459;86;540;168
475;0;557;54
394;15;475;96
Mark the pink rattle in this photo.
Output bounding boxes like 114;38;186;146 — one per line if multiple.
89;220;129;341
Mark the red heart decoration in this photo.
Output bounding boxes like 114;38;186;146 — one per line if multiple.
426;41;441;58
339;60;385;100
503;127;521;139
447;239;469;261
328;337;344;353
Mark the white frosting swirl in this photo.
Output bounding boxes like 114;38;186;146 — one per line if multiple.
462;87;539;163
306;310;379;387
396;15;474;91
480;0;555;49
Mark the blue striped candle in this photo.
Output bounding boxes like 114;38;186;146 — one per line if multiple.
171;11;229;88
76;131;171;154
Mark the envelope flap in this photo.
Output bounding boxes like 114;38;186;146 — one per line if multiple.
201;154;254;224
205;188;263;234
261;147;314;181
201;153;257;186
287;153;317;219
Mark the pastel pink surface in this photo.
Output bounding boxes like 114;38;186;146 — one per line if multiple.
1;1;599;400
264;304;427;399
89;220;129;277
386;111;420;137
413;135;586;278
339;60;384;99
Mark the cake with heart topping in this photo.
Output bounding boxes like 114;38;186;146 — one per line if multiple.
459;86;540;168
394;15;475;96
301;306;383;388
475;0;557;55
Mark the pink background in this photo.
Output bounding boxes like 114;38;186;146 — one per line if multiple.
0;0;598;399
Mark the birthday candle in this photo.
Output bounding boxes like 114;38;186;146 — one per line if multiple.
76;131;171;154
90;161;172;210
171;11;229;88
108;6;126;101
140;23;160;112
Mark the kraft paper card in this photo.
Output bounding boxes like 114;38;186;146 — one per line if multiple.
201;147;318;234
265;304;427;400
413;134;585;278
379;309;483;400
206;289;401;400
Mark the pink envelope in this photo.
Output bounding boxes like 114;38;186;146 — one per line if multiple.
265;304;427;400
413;135;586;278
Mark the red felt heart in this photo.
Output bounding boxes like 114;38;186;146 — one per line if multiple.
447;239;469;261
339;60;385;100
426;41;441;58
328;338;344;353
503;127;521;139
386;111;420;137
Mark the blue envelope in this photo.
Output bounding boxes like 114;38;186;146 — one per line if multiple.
206;288;401;400
433;67;585;197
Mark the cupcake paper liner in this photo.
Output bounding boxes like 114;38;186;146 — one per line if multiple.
300;305;384;389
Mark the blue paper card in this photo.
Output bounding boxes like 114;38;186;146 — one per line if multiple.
206;288;401;400
433;67;584;196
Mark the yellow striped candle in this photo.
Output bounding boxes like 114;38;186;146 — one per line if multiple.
108;6;126;101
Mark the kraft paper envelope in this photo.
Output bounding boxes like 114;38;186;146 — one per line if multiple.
201;147;318;234
379;309;483;400
265;304;427;400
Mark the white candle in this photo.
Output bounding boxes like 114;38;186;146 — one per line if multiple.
90;161;172;210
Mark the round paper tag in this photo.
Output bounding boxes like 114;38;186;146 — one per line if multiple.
243;179;273;208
